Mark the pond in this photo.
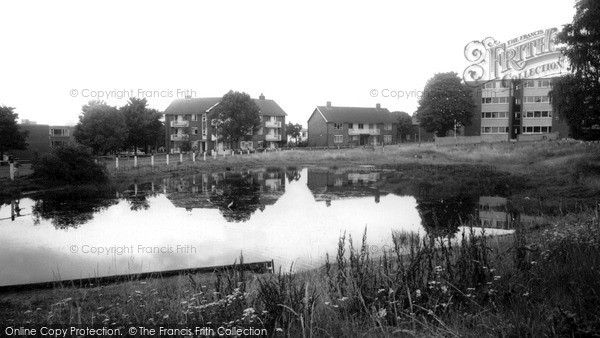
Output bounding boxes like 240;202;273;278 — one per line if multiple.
0;167;518;288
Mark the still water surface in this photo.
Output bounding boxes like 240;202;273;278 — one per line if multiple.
0;168;513;287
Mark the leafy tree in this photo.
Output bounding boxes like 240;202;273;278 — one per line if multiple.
32;144;108;186
286;122;302;144
415;72;474;136
0;105;28;158
120;98;164;154
211;91;261;148
73;101;126;155
549;0;600;139
392;111;413;142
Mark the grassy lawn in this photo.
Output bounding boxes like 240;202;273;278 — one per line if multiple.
2;140;600;336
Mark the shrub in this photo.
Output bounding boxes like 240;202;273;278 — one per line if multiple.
32;144;108;185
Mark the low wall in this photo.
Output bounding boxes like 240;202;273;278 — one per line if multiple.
435;134;509;146
517;132;559;142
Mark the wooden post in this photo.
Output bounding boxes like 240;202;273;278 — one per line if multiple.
11;200;15;221
193;152;196;162
180;153;183;163
151;155;154;167
166;154;169;165
9;162;15;181
204;152;206;161
134;156;138;167
115;157;119;169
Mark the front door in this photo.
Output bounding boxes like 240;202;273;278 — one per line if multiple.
359;135;369;145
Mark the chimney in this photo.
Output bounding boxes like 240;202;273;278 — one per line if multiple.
376;103;381;109
259;93;265;100
326;101;331;108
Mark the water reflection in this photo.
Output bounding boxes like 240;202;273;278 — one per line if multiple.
31;189;118;228
0;167;521;287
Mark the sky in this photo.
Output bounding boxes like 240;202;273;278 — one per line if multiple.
0;0;576;127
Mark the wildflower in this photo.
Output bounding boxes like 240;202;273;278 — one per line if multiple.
338;297;348;302
441;286;448;294
324;302;331;306
163;314;169;319
494;275;501;281
276;328;283;332
378;288;386;294
377;308;387;319
522;292;529;297
415;289;421;298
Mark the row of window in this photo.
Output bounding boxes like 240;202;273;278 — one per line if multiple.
481;110;552;119
483;79;551;89
333;135;394;144
523;126;552;134
525;111;552;118
481;95;552;105
333;123;393;130
481;97;510;104
480;126;553;134
481;127;510;134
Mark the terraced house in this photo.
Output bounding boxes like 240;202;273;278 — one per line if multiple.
463;78;570;141
307;102;398;147
164;94;287;154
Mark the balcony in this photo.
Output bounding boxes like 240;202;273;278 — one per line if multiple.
348;128;380;135
170;134;189;141
170;121;189;128
265;121;282;128
265;134;282;141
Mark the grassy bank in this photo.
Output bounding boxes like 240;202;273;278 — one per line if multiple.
2;140;600;335
2;213;599;336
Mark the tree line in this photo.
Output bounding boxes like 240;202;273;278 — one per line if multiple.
74;98;164;155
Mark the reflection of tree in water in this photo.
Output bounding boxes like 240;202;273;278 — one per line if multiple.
285;167;301;183
122;182;158;211
209;173;262;222
32;189;118;229
416;194;477;238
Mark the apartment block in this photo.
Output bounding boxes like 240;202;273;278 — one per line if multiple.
463;78;570;140
307;102;398;147
164;94;287;154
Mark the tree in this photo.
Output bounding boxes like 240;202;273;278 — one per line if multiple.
286;122;302;144
120;98;164;154
32;144;108;186
211;91;261;148
73;101;126;155
0;105;28;158
392;111;413;142
415;72;474;136
549;0;600;140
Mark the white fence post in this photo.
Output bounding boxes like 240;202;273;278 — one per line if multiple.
115;157;119;169
134;156;138;168
9;163;15;181
166;154;169;165
151;155;154;167
193;152;196;162
204;152;207;161
180;153;183;163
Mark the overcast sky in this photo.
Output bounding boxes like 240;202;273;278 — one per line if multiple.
0;0;575;127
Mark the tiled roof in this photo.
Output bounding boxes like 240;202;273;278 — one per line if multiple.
316;106;396;124
164;97;287;116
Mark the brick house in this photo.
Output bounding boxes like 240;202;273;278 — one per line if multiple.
307;102;398;147
164;94;287;154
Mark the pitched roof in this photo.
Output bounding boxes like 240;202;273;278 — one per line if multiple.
164;97;287;116
315;106;396;124
164;97;222;115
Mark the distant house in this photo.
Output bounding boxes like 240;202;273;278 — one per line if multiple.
164;94;287;154
12;122;76;160
287;127;308;144
307;102;398;147
410;116;435;143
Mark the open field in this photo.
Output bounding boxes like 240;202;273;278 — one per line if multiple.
2;140;600;336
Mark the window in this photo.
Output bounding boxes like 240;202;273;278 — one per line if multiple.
523;126;552;134
258;141;263;148
192;127;199;135
358;123;364;129
538;79;551;88
384;135;392;144
384;123;392;130
482;112;508;119
482;97;492;104
481;126;508;134
525;111;552;118
348;123;353;129
334;135;343;143
368;124;374;129
258;127;263;135
351;135;359;141
484;82;496;89
523;80;535;88
334;123;343;130
191;114;197;121
202;113;207;122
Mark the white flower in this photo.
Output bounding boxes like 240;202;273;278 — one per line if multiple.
377;308;387;319
415;289;421;298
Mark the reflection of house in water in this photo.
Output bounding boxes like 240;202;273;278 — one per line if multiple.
163;169;286;222
307;169;385;204
478;196;544;229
